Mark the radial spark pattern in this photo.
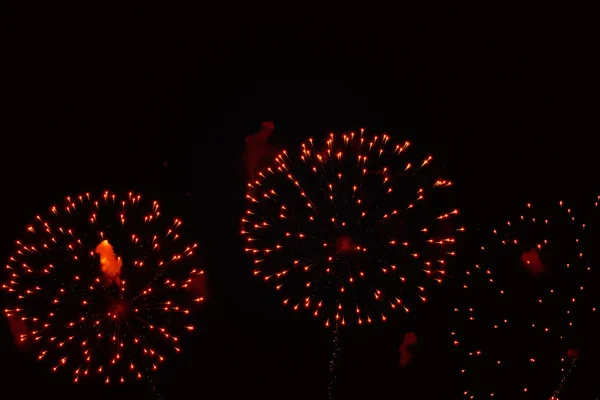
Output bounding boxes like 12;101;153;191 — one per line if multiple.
242;130;462;327
3;191;205;384
452;200;596;399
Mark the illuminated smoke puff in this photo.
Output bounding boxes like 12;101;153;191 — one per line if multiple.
243;121;276;179
2;191;205;385
242;129;462;327
452;200;594;398
95;240;123;286
566;348;580;359
5;315;28;349
520;248;544;276
399;332;418;367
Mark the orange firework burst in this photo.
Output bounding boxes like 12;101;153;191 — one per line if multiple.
242;129;462;327
2;191;205;384
452;200;596;398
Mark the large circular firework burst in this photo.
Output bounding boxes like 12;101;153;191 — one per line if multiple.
2;191;205;384
241;129;462;327
452;200;597;399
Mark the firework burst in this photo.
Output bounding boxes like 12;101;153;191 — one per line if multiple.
452;200;596;398
241;129;462;327
3;191;205;384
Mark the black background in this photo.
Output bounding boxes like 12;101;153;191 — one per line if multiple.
1;6;598;399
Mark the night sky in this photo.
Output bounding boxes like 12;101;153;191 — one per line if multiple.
2;8;598;399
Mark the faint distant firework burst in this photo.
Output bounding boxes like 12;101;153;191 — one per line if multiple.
452;200;596;399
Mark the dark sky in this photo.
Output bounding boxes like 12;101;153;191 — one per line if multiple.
1;7;598;400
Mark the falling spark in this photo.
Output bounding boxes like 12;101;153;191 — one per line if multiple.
328;321;341;399
549;358;577;400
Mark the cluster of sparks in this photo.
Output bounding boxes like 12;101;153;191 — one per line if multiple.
452;200;595;398
242;129;462;326
3;191;204;384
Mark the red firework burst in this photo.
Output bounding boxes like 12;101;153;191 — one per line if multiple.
3;191;205;384
242;129;462;327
